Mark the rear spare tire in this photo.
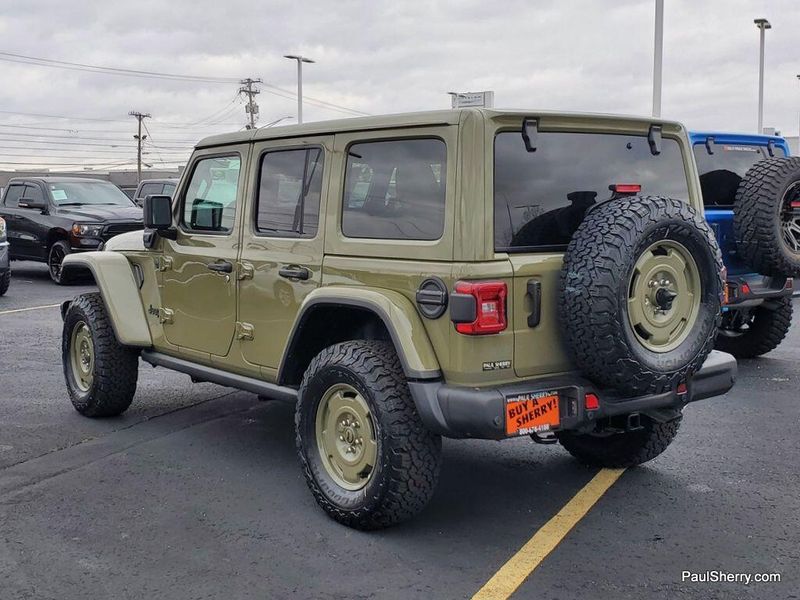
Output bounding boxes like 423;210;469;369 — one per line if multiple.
734;156;800;277
560;196;723;396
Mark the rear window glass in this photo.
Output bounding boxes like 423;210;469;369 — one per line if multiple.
256;147;323;238
693;143;770;207
342;138;446;240
494;131;689;251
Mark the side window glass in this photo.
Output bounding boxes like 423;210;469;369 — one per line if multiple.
342;138;447;241
163;183;176;197
256;148;323;237
138;183;162;199
23;185;44;202
181;155;241;233
4;185;24;207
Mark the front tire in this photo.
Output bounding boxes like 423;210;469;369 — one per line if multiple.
557;415;682;468
0;269;9;296
49;240;73;285
62;293;139;417
715;296;793;358
295;340;442;530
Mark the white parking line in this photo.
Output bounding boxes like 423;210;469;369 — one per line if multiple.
0;303;61;316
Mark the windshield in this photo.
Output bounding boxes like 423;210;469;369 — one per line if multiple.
48;181;135;207
494;131;689;251
692;143;780;207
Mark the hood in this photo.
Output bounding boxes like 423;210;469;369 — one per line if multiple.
54;205;143;222
103;229;146;252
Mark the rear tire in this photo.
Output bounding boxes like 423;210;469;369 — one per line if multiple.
0;269;9;296
48;240;73;285
557;415;682;468
62;293;139;417
715;296;793;358
295;340;442;530
734;157;800;277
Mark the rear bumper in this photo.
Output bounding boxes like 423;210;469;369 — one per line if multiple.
724;274;793;307
409;350;737;440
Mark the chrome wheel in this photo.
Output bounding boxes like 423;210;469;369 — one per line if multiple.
69;321;94;392
315;383;377;491
781;181;800;254
627;240;702;352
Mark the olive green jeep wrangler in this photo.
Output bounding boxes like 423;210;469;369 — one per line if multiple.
60;109;737;529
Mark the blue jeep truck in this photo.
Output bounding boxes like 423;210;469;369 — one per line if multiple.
690;131;799;357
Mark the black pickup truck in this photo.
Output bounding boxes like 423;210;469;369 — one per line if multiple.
0;177;143;284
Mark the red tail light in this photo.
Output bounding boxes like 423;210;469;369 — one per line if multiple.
584;393;600;411
453;281;507;335
610;183;641;194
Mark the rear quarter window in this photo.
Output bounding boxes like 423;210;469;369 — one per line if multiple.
494;131;689;251
342;138;446;241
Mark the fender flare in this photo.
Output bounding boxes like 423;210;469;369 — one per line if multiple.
61;251;152;347
279;286;442;382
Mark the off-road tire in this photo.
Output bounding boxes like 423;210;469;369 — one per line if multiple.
734;157;800;277
295;340;442;530
557;414;682;468
0;269;9;296
48;240;73;285
715;296;793;358
560;196;723;396
62;293;139;417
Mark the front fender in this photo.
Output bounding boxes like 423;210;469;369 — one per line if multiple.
284;286;442;380
61;251;152;347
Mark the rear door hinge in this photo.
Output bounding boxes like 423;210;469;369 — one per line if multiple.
237;262;255;280
158;307;174;324
236;321;255;341
155;256;173;272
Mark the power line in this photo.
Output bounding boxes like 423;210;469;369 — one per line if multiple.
0;51;240;83
0;51;369;117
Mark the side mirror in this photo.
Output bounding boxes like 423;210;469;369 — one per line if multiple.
143;195;173;230
18;199;46;211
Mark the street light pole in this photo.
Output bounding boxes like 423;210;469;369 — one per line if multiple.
284;55;315;124
796;75;800;148
754;18;771;133
652;0;664;118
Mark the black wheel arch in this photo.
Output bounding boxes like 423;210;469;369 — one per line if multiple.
278;298;442;387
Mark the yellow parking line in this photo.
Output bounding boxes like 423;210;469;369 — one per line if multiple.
0;303;60;316
473;468;626;600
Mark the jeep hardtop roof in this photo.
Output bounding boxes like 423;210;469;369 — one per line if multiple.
689;130;790;154
197;108;687;149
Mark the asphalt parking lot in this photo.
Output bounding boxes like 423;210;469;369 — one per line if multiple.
1;261;798;600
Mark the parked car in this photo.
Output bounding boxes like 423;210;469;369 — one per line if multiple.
132;178;178;206
0;215;10;296
690;132;798;357
0;177;144;284
60;109;736;529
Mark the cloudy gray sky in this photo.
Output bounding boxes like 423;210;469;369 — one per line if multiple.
0;0;797;170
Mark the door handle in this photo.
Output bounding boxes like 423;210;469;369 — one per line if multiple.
207;260;233;273
279;265;310;280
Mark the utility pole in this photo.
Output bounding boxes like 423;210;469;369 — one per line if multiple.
129;111;151;183
239;78;262;129
754;18;771;133
652;0;664;118
284;55;315;124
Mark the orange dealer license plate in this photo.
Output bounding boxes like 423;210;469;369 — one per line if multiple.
505;391;560;436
